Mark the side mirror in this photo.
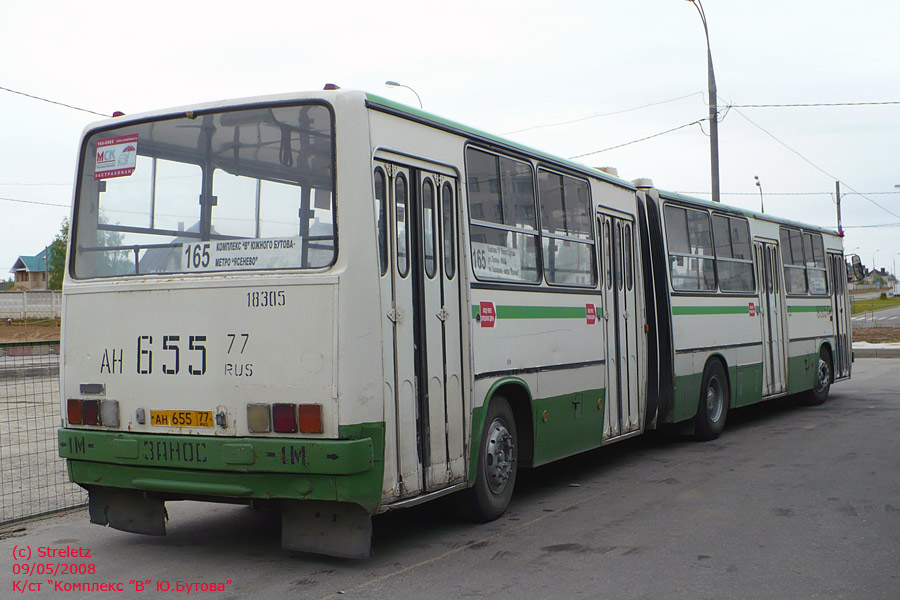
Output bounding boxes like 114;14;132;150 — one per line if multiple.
847;254;865;282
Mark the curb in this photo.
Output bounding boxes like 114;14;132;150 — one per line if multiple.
853;347;900;359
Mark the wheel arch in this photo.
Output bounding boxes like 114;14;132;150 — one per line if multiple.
468;378;535;485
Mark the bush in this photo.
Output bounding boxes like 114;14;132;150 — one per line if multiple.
880;292;888;299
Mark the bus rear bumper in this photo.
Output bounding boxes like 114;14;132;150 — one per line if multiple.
59;426;384;558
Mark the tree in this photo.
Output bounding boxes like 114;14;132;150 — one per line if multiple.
48;219;68;290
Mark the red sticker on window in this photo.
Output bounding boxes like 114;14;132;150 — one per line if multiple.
480;302;496;328
586;304;597;325
749;302;756;317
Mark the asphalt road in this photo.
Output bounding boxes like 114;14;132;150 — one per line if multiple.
852;304;900;328
2;359;898;600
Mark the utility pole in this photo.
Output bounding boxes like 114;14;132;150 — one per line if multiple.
835;180;843;236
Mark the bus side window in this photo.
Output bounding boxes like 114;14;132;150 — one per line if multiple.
442;182;456;280
604;220;612;290
423;178;437;279
374;168;388;276
624;223;633;291
396;173;409;277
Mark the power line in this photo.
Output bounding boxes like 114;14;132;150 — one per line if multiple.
0;196;69;208
680;191;900;197
729;100;900;108
503;92;705;135
0;85;109;117
729;107;900;221
569;119;705;159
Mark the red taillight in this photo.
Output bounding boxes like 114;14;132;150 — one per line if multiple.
82;400;100;426
298;404;323;433
67;398;83;424
272;403;298;433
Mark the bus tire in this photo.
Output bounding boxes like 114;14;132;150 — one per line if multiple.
800;348;832;406
694;360;729;441
464;396;518;522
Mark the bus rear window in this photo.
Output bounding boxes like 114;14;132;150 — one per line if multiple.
72;103;335;278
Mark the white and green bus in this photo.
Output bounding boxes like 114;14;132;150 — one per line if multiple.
59;89;852;558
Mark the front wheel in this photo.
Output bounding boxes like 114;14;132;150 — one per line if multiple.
463;397;518;522
694;360;729;441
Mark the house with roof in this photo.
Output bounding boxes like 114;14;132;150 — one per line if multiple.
10;248;50;290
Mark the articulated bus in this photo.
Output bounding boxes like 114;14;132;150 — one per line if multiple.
59;90;851;558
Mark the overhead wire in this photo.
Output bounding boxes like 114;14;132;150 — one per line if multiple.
0;85;109;117
502;91;705;135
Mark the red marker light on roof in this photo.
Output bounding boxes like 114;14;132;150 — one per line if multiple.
112;111;125;117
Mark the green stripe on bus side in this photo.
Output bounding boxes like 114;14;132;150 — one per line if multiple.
470;305;602;319
786;305;832;313
672;305;750;315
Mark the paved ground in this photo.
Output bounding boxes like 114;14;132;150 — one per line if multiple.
2;359;898;599
851;304;900;328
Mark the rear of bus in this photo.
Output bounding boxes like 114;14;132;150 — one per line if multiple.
58;92;384;558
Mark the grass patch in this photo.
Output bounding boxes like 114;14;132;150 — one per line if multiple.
850;297;900;315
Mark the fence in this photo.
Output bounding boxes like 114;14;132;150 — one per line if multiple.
0;290;62;320
0;341;86;525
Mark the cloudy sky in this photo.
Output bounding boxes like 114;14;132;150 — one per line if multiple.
2;0;899;279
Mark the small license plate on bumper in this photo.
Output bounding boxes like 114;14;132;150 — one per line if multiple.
150;410;213;428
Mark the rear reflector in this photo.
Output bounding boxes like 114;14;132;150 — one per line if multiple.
100;400;120;427
272;403;298;433
82;400;100;426
247;404;271;433
298;404;323;433
67;398;83;425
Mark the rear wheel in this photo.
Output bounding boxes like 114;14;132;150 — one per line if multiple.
694;360;729;441
799;348;832;406
464;396;517;522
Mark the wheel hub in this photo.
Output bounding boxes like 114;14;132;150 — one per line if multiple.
485;418;514;495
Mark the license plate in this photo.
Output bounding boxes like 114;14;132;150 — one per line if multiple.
150;410;213;428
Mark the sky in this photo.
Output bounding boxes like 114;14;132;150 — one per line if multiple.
2;0;899;279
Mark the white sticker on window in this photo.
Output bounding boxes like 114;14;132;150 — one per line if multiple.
94;134;139;180
181;237;303;272
472;241;522;281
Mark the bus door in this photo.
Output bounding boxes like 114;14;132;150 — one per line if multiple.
598;213;640;438
375;160;465;499
754;240;787;396
828;253;851;379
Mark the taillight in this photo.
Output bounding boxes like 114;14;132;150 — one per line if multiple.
272;403;298;433
298;404;323;433
249;403;323;434
67;399;119;427
67;398;83;424
82;400;100;426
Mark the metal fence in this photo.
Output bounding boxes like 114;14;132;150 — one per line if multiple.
1;342;86;525
0;290;62;320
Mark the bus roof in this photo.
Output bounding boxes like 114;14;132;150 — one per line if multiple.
364;93;638;191
657;189;840;238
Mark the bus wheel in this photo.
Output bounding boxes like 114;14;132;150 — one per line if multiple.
465;397;518;522
695;360;728;441
800;348;832;406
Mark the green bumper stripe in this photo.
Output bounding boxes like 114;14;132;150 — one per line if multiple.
470;305;601;319
787;305;832;313
58;429;374;475
673;305;750;315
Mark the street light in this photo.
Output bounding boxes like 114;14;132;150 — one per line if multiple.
686;0;720;203
754;175;764;213
384;81;423;109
